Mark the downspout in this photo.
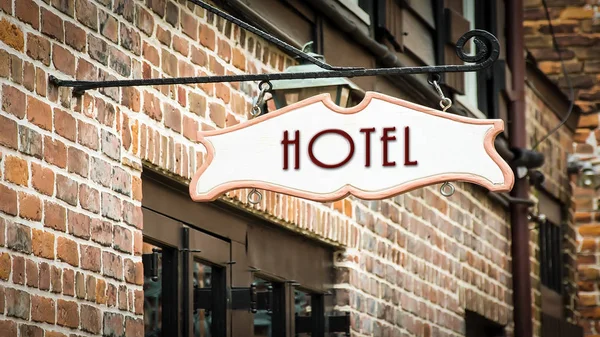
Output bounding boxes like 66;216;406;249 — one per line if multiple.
506;0;533;336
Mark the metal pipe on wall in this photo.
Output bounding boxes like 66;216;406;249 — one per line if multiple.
506;0;533;336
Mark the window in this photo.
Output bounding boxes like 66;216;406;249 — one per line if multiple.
465;311;505;337
433;0;507;119
539;219;562;294
141;171;349;337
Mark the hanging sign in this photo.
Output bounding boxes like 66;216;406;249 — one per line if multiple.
189;92;514;203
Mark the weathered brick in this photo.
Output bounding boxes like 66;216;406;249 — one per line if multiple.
156;25;171;46
26;258;39;287
32;229;54;259
44;201;66;231
125;317;143;337
183;115;198;141
161;49;178;76
173;35;189;56
91;219;113;246
53;108;76;142
16;0;39;30
136;5;154;36
117;285;127;310
0;115;17;150
114;225;132;253
7;222;31;254
0;50;9;78
19;325;43;337
53;44;76;77
12;256;24;285
44;136;67;168
30;163;54;197
133;231;142;256
18;192;41;221
164;102;182;132
218;38;231;62
57;300;79;328
142;41;159;66
0;18;24;51
56;174;78;206
2;85;26;118
233;48;246;71
68;210;91;240
46;332;67;337
38;262;50;291
107;283;117;307
42;8;64;42
102;192;122;221
200;23;216;50
80;304;101;334
124;259;143;285
65;21;86;51
18;125;42;159
134;289;143;314
4;155;28;186
78;120;99;150
103;251;123;280
32;295;56;324
0;220;4;247
143;93;162;123
122;201;142;229
81;245;101;272
90;156;112;187
26;34;51;66
52;0;75;17
67;146;89;178
6;288;30;319
96;278;107;304
0;320;16;337
9;54;22;84
23;61;34;92
0;253;10;280
99;10;118;43
76;58;97;81
120;22;141;55
109;46;131;77
104;312;125;337
27;96;52;130
180;10;198;40
62;269;75;296
51;265;62;293
209;102;226;127
57;236;78;267
76;0;98;30
190;92;207;116
88;34;108;65
114;0;134;22
101;130;121;160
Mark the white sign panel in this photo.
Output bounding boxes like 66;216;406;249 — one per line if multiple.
190;92;514;203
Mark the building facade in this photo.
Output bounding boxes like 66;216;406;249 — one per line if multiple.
0;0;586;337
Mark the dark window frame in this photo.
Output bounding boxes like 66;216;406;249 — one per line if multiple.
141;169;338;337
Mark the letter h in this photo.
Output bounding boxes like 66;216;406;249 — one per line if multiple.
282;130;300;170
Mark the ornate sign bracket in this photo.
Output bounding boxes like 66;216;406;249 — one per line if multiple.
48;0;500;94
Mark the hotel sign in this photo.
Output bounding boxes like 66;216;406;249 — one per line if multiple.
190;92;514;203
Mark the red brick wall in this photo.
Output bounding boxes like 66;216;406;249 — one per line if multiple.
0;0;578;336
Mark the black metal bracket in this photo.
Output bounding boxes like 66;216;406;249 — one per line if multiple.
194;283;273;313
47;0;499;95
295;312;350;336
142;248;162;281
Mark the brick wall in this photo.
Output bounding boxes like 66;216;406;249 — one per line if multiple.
0;0;578;337
524;1;600;336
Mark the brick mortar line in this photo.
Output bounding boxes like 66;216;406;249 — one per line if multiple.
331;282;479;323
0;230;142;277
0;250;144;305
354;203;512;286
0;136;140;204
0;198;140;263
